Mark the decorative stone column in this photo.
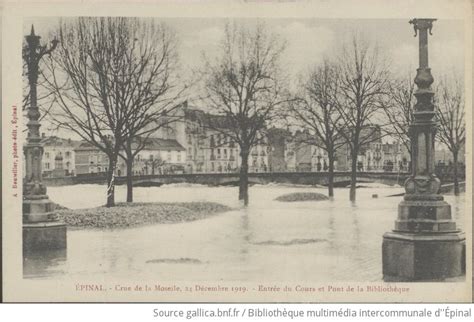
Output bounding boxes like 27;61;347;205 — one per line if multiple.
23;25;67;253
382;19;465;281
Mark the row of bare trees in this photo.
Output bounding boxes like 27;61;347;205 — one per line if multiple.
37;17;184;207
288;37;392;201
28;18;465;208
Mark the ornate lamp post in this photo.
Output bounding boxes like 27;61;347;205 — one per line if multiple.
382;19;465;280
23;25;66;253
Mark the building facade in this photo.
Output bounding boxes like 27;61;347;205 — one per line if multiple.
74;142;110;175
116;138;186;176
41;135;81;177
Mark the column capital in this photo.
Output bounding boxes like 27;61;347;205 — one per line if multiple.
409;18;437;37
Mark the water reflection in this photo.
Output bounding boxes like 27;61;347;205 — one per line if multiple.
25;184;465;282
23;248;67;279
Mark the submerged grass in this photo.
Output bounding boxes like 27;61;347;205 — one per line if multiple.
56;201;232;229
275;192;329;202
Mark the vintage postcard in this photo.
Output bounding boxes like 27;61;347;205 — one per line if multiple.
1;0;472;302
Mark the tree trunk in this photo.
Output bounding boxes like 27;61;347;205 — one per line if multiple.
349;149;358;202
126;158;133;202
327;151;335;198
124;139;134;203
239;148;250;206
106;154;117;207
453;149;459;195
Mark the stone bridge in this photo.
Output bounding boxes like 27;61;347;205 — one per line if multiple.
44;171;410;187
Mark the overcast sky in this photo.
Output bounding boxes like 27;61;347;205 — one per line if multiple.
23;17;465;142
24;17;464;78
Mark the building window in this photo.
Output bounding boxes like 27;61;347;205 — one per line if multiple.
177;153;181;161
65;151;71;158
149;154;154;160
44;162;50;170
45;152;50;159
167;151;172;161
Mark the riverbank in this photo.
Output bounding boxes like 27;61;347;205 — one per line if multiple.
56;201;232;229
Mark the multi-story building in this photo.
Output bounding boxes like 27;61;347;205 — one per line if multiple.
285;130;331;172
179;105;269;173
74;138;186;176
381;141;410;172
266;127;288;172
116;138;186;176
41;135;81;177
74;141;110;175
335;125;383;172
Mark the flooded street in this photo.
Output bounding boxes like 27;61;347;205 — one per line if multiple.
24;184;466;282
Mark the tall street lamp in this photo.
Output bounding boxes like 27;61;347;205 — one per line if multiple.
23;25;67;253
382;19;465;281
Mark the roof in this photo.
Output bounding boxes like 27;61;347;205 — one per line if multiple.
41;136;82;148
140;137;185;151
74;138;185;152
74;141;105;152
185;108;238;129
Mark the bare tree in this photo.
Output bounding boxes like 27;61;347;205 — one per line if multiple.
201;22;288;206
334;36;389;201
111;22;184;203
382;73;415;156
43;17;178;207
436;75;465;195
289;60;345;197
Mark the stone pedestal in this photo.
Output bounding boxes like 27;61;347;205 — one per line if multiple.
23;197;67;252
383;197;465;280
383;231;465;281
23;221;67;253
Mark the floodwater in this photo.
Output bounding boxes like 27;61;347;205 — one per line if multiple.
23;183;466;282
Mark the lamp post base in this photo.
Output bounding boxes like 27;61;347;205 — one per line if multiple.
382;231;465;281
23;221;67;253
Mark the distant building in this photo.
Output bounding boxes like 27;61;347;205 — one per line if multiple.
179;105;269;173
267;128;288;172
74;142;110;175
74;138;186;176
285;130;330;172
335;125;382;171
116;138;186;176
41;135;81;177
382;141;410;172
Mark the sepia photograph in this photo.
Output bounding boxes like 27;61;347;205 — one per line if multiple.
1;0;472;303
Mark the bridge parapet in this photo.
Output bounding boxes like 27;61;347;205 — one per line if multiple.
43;171;411;187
